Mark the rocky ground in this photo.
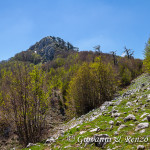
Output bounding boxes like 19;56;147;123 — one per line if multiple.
15;73;150;149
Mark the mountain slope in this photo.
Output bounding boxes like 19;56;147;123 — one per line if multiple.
23;73;150;150
12;36;77;64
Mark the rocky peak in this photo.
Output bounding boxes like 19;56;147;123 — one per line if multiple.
13;36;77;64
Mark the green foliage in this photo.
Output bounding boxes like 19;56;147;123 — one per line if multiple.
121;68;132;86
66;57;118;117
144;38;150;73
0;47;143;148
0;62;49;145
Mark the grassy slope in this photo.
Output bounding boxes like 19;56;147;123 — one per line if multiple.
22;73;150;150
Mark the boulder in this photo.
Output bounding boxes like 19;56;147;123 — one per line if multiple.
135;122;149;131
118;124;127;131
45;137;55;144
147;114;150;122
109;120;114;125
139;129;145;133
140;113;149;118
116;121;122;126
94;134;110;148
124;114;136;122
111;113;121;118
137;145;145;150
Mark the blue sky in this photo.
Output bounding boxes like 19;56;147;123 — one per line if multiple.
0;0;150;60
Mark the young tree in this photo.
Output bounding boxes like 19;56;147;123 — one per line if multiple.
0;62;49;145
144;38;150;73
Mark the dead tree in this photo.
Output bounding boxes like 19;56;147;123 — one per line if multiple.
110;51;118;65
124;46;134;59
94;45;101;55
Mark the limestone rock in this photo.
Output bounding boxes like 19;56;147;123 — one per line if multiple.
124;114;136;122
135;122;149;131
137;145;145;150
118;124;127;131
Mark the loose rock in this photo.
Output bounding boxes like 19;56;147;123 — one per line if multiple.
147;114;150;122
137;145;145;150
118;124;127;131
109;120;114;125
135;122;149;131
124;114;136;122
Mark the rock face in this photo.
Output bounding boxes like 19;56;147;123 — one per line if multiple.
135;123;149;131
14;36;76;64
124;114;136;122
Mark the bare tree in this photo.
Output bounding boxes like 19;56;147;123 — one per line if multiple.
110;51;118;65
94;45;101;55
124;46;134;59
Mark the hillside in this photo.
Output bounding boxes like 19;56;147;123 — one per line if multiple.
0;36;143;150
23;73;150;150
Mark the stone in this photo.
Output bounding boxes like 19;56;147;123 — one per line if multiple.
139;129;145;133
126;102;133;107
135;122;149;131
90;128;100;132
80;131;86;135
116;121;122;126
129;124;134;126
124;114;136;122
111;113;121;118
133;100;138;103
114;131;119;135
110;125;113;130
142;117;147;121
109;102;115;106
141;104;147;109
93;112;98;116
27;143;36;148
45;137;55;144
147;114;150;122
147;94;150;99
137;145;145;150
118;124;127;131
64;145;71;148
94;134;110;148
146;99;150;102
140;113;149;118
109;120;114;125
111;109;118;113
